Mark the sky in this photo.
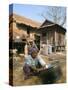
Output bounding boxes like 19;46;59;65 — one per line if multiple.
9;4;51;23
9;4;66;24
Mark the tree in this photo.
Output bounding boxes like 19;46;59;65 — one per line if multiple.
40;6;66;27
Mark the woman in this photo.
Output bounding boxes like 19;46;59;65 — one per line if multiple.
23;47;47;79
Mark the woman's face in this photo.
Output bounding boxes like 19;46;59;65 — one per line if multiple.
31;51;38;59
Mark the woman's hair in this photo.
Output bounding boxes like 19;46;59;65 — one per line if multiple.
30;47;39;54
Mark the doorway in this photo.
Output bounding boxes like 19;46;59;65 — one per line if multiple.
34;34;40;50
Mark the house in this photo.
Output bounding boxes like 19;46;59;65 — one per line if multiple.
9;14;66;54
9;14;41;54
38;20;66;53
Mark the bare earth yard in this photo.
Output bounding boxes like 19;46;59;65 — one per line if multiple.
10;52;66;86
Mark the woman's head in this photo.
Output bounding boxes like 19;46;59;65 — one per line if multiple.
30;48;38;58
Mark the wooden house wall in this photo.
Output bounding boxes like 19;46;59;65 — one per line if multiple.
40;27;55;45
55;26;66;46
39;25;66;52
40;25;65;46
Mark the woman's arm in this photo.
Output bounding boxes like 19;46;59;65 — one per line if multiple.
37;56;46;67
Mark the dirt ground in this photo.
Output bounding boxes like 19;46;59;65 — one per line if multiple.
10;52;66;86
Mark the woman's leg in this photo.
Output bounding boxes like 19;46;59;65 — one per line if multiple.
23;64;33;79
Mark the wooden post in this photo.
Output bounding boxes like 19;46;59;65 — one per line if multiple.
54;31;57;52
